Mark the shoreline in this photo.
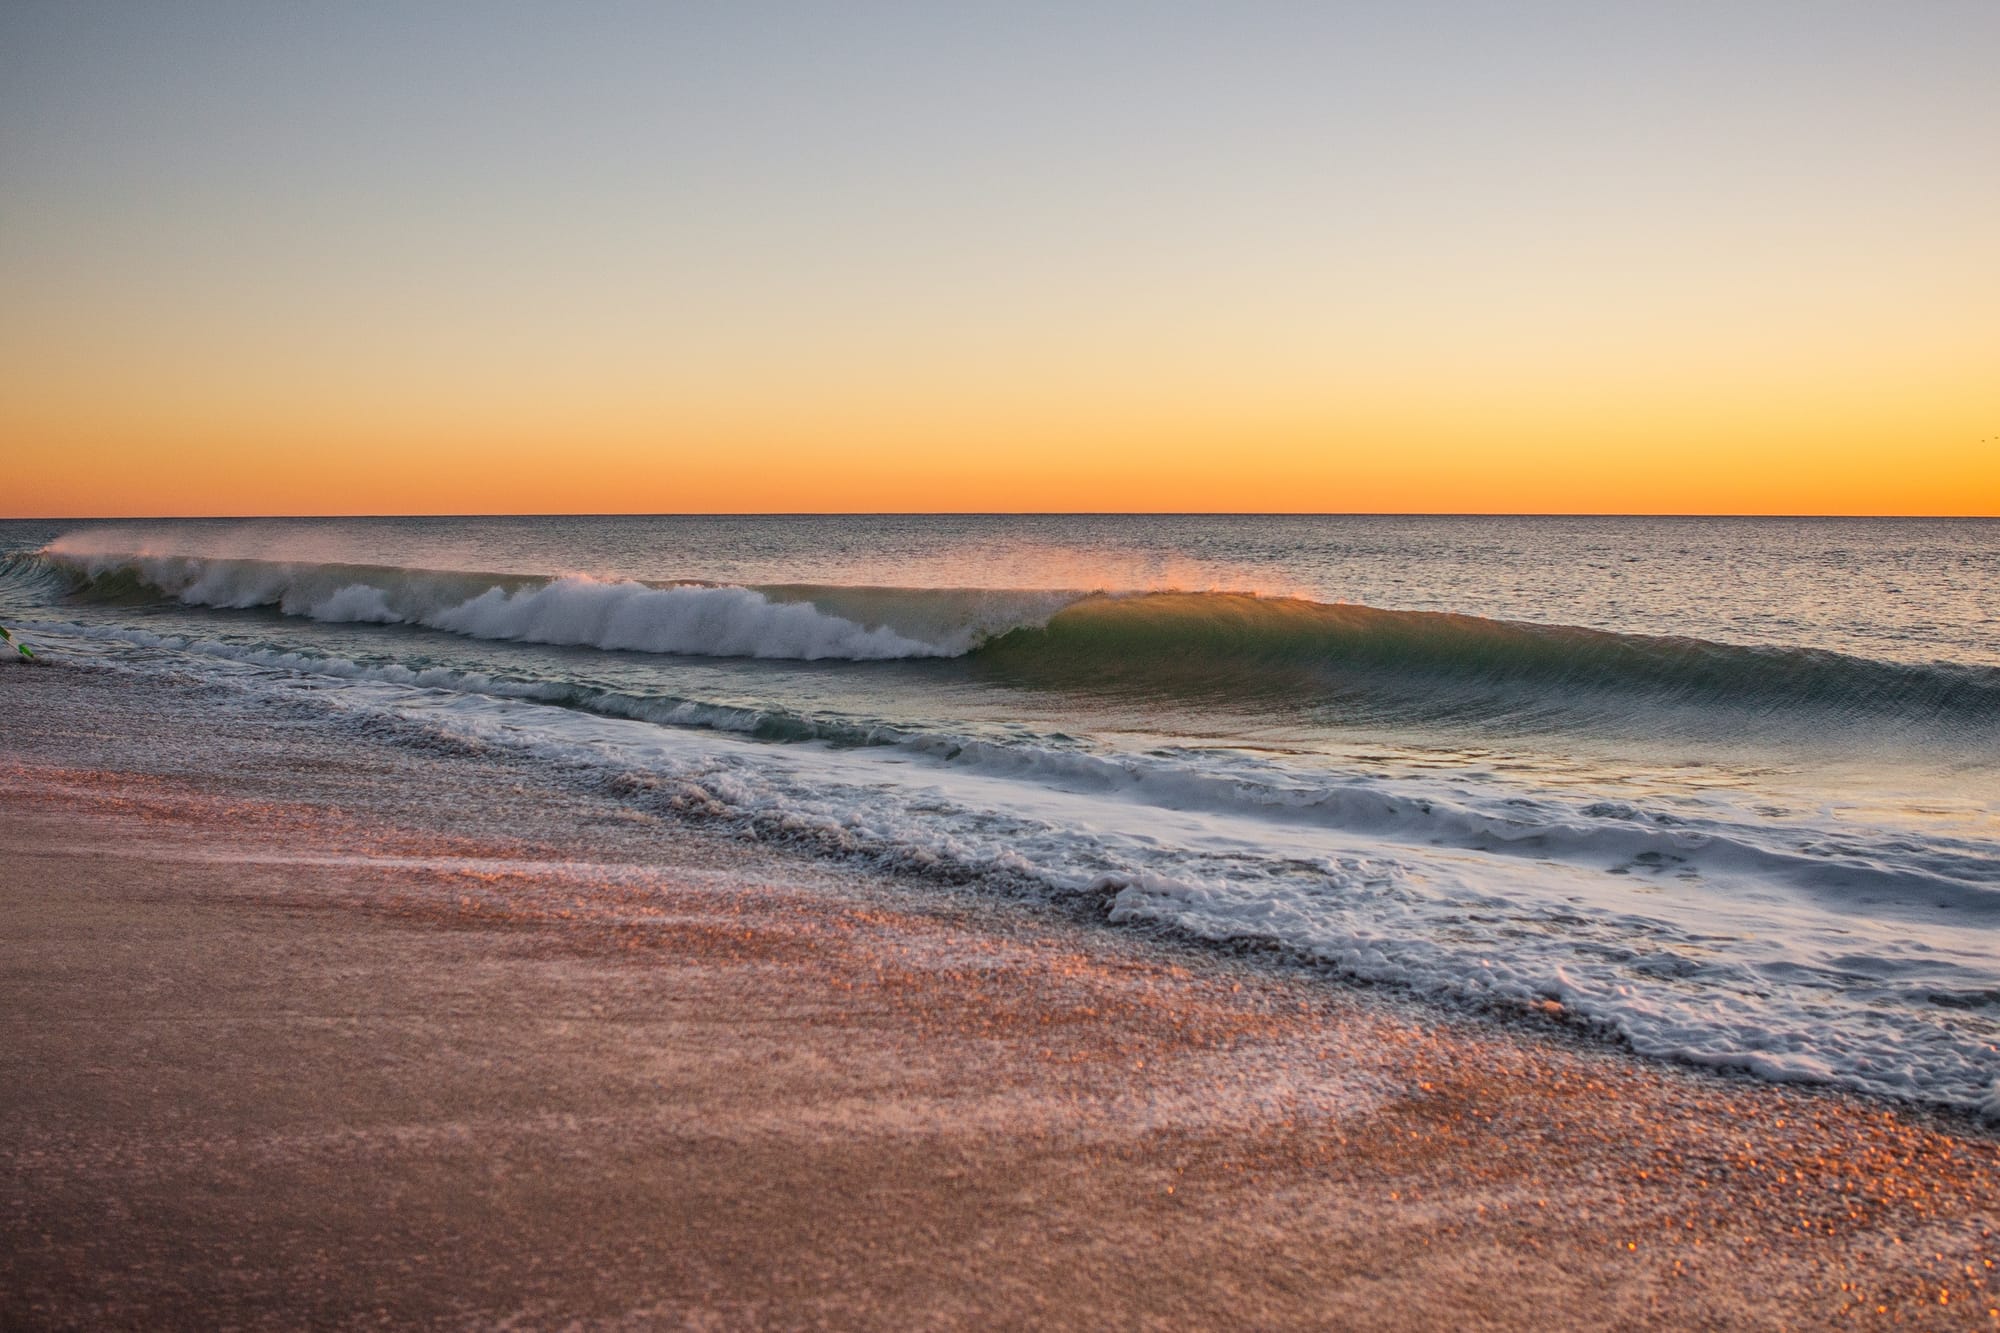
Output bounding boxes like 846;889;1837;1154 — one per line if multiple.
3;659;1995;1328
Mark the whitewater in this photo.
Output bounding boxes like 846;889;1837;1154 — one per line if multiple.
3;514;1996;1117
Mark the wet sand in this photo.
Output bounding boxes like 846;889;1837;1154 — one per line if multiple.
2;660;1995;1329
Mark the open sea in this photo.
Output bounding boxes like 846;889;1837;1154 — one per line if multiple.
2;514;1996;1116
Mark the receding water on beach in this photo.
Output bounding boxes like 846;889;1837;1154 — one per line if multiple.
3;514;1996;1115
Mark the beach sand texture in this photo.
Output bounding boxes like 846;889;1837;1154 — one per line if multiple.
3;661;1995;1329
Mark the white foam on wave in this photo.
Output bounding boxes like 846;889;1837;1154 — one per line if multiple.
428;577;940;659
311;583;401;623
50;551;962;660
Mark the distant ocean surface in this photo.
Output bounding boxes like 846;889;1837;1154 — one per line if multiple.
3;514;1996;1115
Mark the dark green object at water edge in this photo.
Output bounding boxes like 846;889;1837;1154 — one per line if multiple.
0;625;33;659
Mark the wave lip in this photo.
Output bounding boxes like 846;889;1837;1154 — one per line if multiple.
27;549;2000;734
976;591;2000;730
38;551;970;661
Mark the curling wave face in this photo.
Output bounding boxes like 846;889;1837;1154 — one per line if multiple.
18;549;2000;738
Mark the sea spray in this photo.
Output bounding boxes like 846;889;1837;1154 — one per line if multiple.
30;550;2000;735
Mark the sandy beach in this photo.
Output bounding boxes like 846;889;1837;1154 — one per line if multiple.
2;658;1994;1329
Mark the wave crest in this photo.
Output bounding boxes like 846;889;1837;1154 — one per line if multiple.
428;577;940;659
980;592;2000;727
36;552;956;661
22;551;2000;730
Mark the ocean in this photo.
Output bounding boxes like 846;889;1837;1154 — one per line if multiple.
3;514;1995;1116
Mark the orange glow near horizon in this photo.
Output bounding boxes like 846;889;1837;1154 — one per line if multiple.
7;358;1996;516
8;422;1998;519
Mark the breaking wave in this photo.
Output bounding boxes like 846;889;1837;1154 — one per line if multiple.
15;549;2000;731
26;551;955;661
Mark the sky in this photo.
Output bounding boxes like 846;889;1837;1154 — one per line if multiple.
2;1;1996;516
